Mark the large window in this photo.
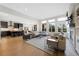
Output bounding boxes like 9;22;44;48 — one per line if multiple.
42;23;46;31
34;25;37;31
49;23;55;32
48;19;55;32
41;21;47;31
33;25;37;31
62;24;67;32
41;17;67;33
58;25;62;32
57;24;67;32
57;17;67;32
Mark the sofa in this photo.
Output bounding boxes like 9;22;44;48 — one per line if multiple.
23;31;41;40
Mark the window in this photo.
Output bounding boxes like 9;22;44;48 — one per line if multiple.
63;24;67;32
57;17;67;32
33;25;37;31
42;23;46;31
41;21;47;31
57;23;67;32
48;19;55;32
58;27;61;32
49;23;55;32
57;17;67;21
41;20;47;31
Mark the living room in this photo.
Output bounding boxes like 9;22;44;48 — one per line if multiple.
0;3;79;56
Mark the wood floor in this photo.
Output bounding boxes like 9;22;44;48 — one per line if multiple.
0;36;64;56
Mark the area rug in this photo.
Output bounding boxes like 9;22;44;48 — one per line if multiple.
25;36;78;56
26;36;62;55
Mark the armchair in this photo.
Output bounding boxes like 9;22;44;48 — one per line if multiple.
47;35;66;50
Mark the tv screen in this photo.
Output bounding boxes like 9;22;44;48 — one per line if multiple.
1;21;8;28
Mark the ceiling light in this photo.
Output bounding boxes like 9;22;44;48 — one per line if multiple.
57;17;67;21
48;19;55;22
25;8;28;11
41;21;47;23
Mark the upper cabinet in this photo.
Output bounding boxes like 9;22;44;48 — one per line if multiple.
14;23;23;28
0;21;23;31
0;21;8;28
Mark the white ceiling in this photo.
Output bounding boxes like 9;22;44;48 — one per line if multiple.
0;3;71;20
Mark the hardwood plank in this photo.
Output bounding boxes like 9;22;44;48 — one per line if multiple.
0;36;64;56
0;37;50;56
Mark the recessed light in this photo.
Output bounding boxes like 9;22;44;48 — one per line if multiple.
25;8;28;11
